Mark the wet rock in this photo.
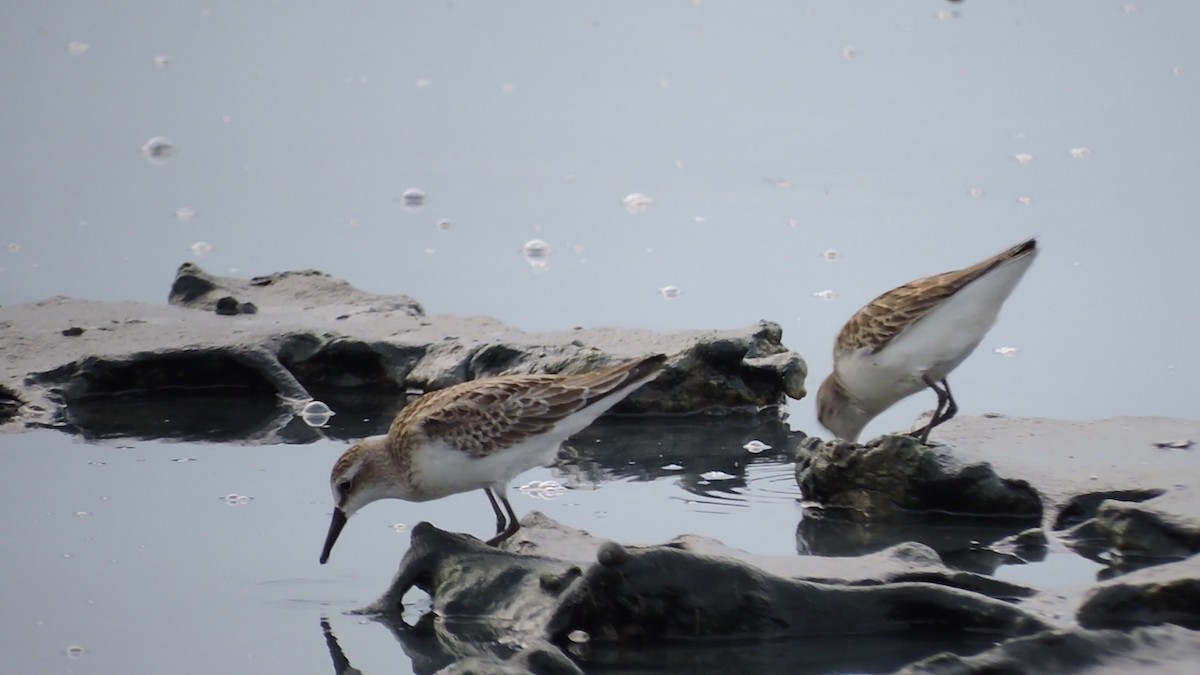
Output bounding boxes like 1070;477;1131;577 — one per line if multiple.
0;264;807;433
367;518;1049;650
1077;555;1200;630
898;624;1200;674
61;326;85;337
795;434;1043;520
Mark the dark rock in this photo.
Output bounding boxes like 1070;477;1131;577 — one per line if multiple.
61;326;85;336
795;434;1044;520
1093;499;1200;560
898;624;1200;674
239;301;257;315
367;519;1049;647
1078;556;1200;630
214;296;240;315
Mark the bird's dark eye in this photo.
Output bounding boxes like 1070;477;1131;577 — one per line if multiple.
337;479;353;495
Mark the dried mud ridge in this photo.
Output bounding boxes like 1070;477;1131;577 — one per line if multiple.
0;262;805;437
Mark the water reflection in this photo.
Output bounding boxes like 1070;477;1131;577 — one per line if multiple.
796;508;1043;575
320;613;999;675
555;414;805;498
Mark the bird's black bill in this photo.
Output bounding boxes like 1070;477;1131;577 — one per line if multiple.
320;509;348;565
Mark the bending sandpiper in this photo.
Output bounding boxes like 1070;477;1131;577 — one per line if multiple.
817;238;1037;444
319;354;667;564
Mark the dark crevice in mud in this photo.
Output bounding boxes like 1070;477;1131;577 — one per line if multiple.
0;384;22;424
1053;489;1168;531
278;338;415;392
43;351;281;401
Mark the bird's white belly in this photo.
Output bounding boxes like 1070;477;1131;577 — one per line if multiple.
407;437;563;501
839;251;1035;413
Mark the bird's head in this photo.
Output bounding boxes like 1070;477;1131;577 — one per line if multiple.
319;437;392;565
816;373;871;443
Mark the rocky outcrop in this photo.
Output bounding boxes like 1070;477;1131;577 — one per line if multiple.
1078;555;1200;630
0;264;806;436
795;434;1043;520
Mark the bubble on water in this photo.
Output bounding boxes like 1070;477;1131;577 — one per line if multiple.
622;193;653;214
788;218;802;229
88;461;106;466
1013;153;1034;165
1069;147;1091;159
75;511;92;517
568;629;591;644
968;187;984;198
994;347;1018;357
141;136;176;164
303;401;332;416
661;463;684;471
812;290;837;301
842;46;859;59
659;285;681;300
519;479;567;500
63;553;72;558
175;207;196;222
743;440;771;454
221;114;234;124
67;41;89;56
222;494;252;505
936;10;959;21
7;243;20;253
522;239;552;270
1016;196;1033;206
674;159;686;169
65;645;86;659
1172;65;1185;76
435;219;452;231
190;241;212;257
700;470;736;481
152;55;172;68
172;458;196;463
301;400;334;427
822;249;839;261
401;188;426;210
415;78;433;89
391;523;408;533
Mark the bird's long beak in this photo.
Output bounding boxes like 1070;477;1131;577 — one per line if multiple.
320;508;348;565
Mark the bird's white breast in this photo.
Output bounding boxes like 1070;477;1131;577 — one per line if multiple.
838;251;1036;413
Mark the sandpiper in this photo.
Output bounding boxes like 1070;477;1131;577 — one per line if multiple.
319;354;667;564
817;238;1038;444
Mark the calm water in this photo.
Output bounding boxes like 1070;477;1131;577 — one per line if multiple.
2;0;1197;672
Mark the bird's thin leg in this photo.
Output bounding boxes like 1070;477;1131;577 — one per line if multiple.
484;488;507;535
933;379;958;427
485;489;521;546
910;375;950;444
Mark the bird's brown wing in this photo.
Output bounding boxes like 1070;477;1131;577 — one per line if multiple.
388;355;666;457
835;238;1037;356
